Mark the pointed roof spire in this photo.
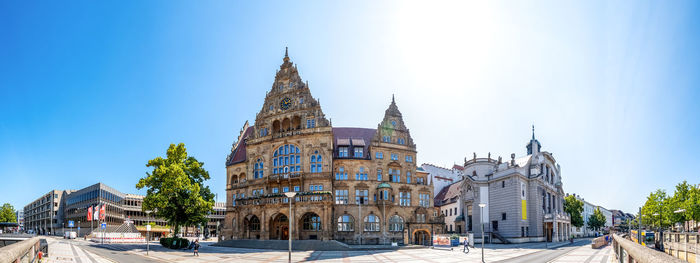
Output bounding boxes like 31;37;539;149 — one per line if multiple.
532;124;535;140
283;46;290;63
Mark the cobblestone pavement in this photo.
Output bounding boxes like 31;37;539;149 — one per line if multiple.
548;244;613;263
41;236;592;262
45;237;113;263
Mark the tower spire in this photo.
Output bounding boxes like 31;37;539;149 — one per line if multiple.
283;46;290;63
532;124;535;140
392;94;395;104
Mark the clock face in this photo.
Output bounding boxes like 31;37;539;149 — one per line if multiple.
280;97;292;110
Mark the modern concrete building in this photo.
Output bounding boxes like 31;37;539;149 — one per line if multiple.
222;49;444;245
64;183;127;236
23;190;72;235
457;128;571;243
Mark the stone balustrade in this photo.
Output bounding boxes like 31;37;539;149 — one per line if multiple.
612;233;685;263
663;232;699;263
233;192;332;207
0;237;44;263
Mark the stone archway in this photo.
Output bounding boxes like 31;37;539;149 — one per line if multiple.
299;212;322;240
413;229;431;246
270;213;289;240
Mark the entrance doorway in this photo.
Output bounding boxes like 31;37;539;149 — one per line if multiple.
544;222;553;242
414;230;430;246
270;214;289;240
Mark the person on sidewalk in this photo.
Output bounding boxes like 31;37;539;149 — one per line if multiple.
193;239;200;256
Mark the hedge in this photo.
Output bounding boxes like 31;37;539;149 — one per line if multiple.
159;237;190;249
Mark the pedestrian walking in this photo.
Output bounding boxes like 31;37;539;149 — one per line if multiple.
193;239;200;256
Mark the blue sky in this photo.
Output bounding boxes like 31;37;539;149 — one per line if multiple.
1;1;698;214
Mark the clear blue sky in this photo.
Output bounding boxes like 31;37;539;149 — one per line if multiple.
1;1;698;214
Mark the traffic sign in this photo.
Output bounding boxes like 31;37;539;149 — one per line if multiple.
77;227;80;231
68;221;74;227
101;223;106;229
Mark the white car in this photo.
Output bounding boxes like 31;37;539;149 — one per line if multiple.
64;231;77;239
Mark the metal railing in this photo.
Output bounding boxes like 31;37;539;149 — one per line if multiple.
233;192;332;207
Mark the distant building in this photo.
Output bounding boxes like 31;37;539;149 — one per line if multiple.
23;190;72;235
434;180;464;234
597;206;613;230
15;210;23;230
64;183;126;236
568;193;596;237
421;163;463;194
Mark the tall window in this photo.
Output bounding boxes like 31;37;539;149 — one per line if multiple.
416;213;426;223
419;193;430;207
249;216;260;231
390;168;401;182
310;151;322;173
302;214;321;231
389;215;404;232
339;147;348;157
273;144;301;175
375;152;383;159
364;214;380;232
355;167;368;181
306;119;316;128
390;153;398;161
379;189;390;200
259;127;268;137
399;192;411;206
337;215;354;232
355;189;368;204
406;172;411;184
377;169;382;181
335;190;348;204
254;159;264;179
405;155;413;162
335;167;347;180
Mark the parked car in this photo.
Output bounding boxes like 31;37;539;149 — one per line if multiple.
64;231;77;239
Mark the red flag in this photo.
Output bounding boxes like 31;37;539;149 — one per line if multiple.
87;206;93;222
100;204;106;220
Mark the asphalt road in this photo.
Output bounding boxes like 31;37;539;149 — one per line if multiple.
495;239;592;263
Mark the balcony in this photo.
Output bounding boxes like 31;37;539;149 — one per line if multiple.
544;213;570;222
232;192;332;207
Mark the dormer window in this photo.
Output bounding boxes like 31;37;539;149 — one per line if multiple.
306;119;316;128
397;138;405;144
391;121;396;127
353;147;363;158
382;136;390;143
339;147;348;157
269;105;274;111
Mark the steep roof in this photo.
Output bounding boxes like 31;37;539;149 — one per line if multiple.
434;180;462;206
332;127;376;159
226;126;254;166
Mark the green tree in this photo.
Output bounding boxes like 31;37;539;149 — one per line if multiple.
587;208;606;231
564;195;584;228
0;203;17;223
668;181;692;230
641;189;666;228
136;143;215;236
685;185;700;230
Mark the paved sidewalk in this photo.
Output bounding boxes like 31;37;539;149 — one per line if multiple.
45;237;113;263
549;244;613;263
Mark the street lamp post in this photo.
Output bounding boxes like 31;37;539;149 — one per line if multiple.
145;210;152;255
674;209;686;232
284;192;297;263
479;203;486;263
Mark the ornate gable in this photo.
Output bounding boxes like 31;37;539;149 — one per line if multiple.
372;95;415;147
252;48;330;139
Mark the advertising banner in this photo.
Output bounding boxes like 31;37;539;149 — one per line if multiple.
432;234;451;249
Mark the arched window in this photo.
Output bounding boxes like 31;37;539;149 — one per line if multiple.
302;213;322;231
310;151;322;173
389;215;404;232
337;215;354;232
364;214;380;232
254;159;264;179
273;144;301;175
249;216;260;231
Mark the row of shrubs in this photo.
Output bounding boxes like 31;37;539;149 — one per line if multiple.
160;237;190;249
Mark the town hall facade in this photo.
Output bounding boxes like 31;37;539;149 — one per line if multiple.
221;49;443;245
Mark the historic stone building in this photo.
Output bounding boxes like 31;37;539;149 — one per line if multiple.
222;49;443;245
456;128;572;243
